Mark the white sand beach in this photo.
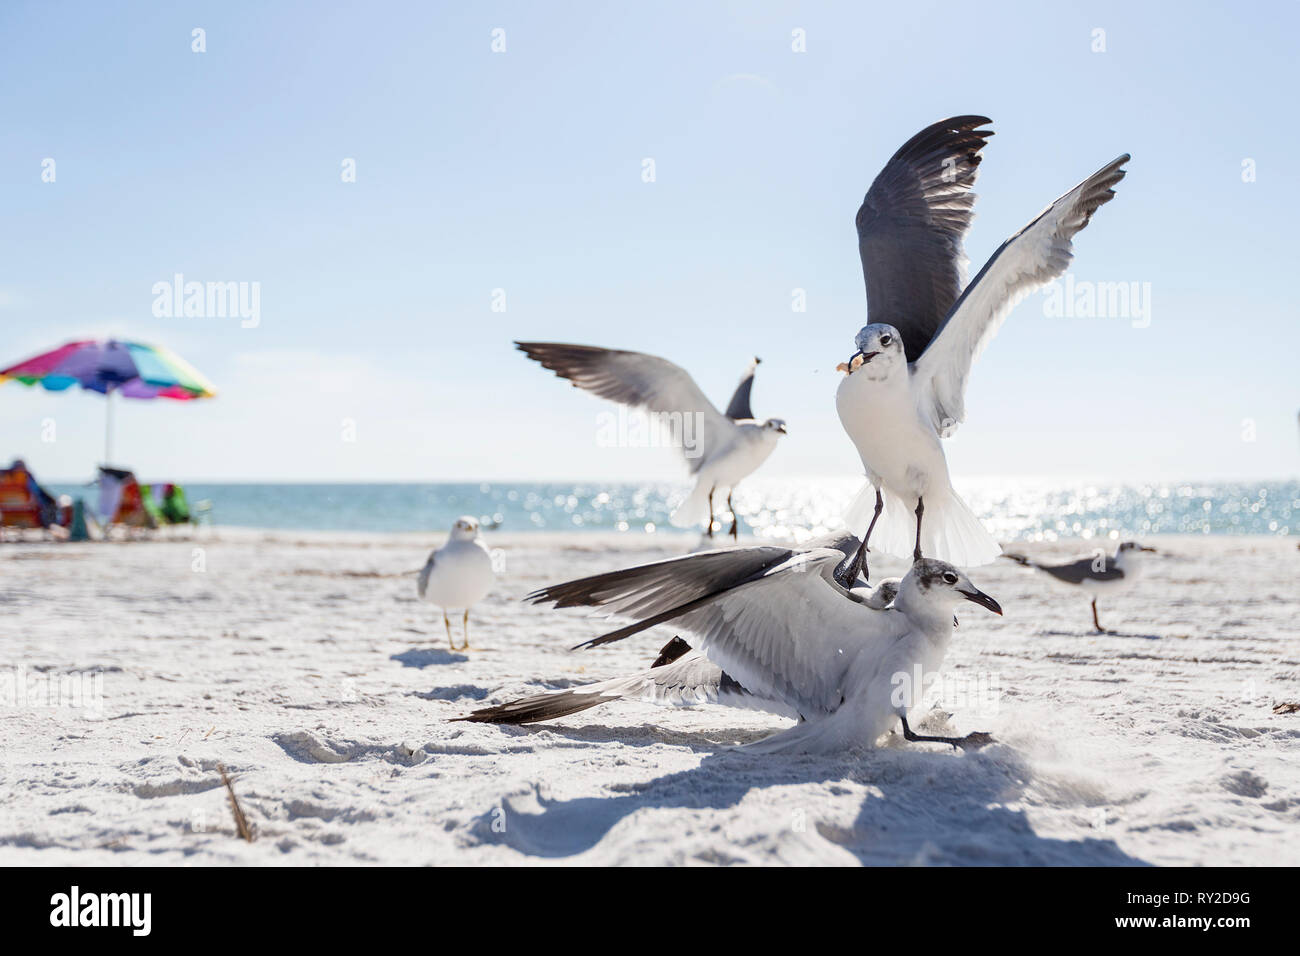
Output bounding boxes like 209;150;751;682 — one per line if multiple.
2;529;1297;866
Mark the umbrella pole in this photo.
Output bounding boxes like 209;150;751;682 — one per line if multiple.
104;391;113;465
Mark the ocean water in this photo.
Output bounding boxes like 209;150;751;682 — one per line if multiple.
48;477;1299;541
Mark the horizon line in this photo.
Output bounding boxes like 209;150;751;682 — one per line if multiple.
40;473;1300;486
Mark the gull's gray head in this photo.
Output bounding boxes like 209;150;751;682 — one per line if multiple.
841;323;906;379
762;417;788;435
450;515;480;539
847;576;902;609
1116;540;1155;567
902;558;1003;616
866;576;901;609
1117;540;1155;554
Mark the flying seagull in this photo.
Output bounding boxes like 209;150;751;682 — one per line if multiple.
417;516;496;650
457;535;1002;753
516;343;786;539
1002;540;1155;633
834;116;1130;578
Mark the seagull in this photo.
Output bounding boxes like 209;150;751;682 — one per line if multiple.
1002;540;1155;633
515;342;787;539
455;577;901;726
834;115;1130;578
456;535;1003;753
417;516;496;650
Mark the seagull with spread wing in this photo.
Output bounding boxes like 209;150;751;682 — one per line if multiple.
456;534;1002;754
450;577;902;729
515;343;786;539
834;116;1130;579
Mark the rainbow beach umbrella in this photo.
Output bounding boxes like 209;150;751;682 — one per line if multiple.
0;339;217;463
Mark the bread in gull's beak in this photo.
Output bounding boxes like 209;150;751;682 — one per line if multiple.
836;350;877;375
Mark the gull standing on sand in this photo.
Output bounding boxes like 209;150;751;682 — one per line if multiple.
834;115;1130;577
418;516;495;650
515;342;787;539
1003;541;1156;633
457;535;1003;753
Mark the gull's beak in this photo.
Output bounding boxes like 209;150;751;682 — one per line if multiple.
837;349;878;374
775;423;787;434
958;588;1003;616
1140;546;1157;553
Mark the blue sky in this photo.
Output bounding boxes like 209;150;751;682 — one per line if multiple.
1;0;1296;482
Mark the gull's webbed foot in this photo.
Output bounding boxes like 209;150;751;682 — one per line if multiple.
956;731;994;751
899;715;992;752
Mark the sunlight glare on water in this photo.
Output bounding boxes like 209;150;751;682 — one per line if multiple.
50;478;1298;540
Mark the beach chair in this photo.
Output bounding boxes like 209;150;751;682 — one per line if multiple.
97;467;161;532
0;459;68;539
152;482;210;532
97;470;209;537
154;483;191;525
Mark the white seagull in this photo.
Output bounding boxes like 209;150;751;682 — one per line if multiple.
457;534;1003;753
417;516;496;650
515;342;787;539
1003;540;1156;633
834;115;1130;577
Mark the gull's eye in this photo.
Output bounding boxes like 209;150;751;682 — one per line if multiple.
880;334;893;347
942;571;958;585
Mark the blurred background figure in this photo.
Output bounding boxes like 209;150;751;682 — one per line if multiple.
1003;540;1157;633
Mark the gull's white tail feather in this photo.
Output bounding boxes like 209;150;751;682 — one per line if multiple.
844;481;1001;568
738;712;859;754
669;480;711;528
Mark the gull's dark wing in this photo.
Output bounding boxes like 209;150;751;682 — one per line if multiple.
529;544;799;648
856;115;994;362
416;552;435;598
530;531;863;651
723;358;760;421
